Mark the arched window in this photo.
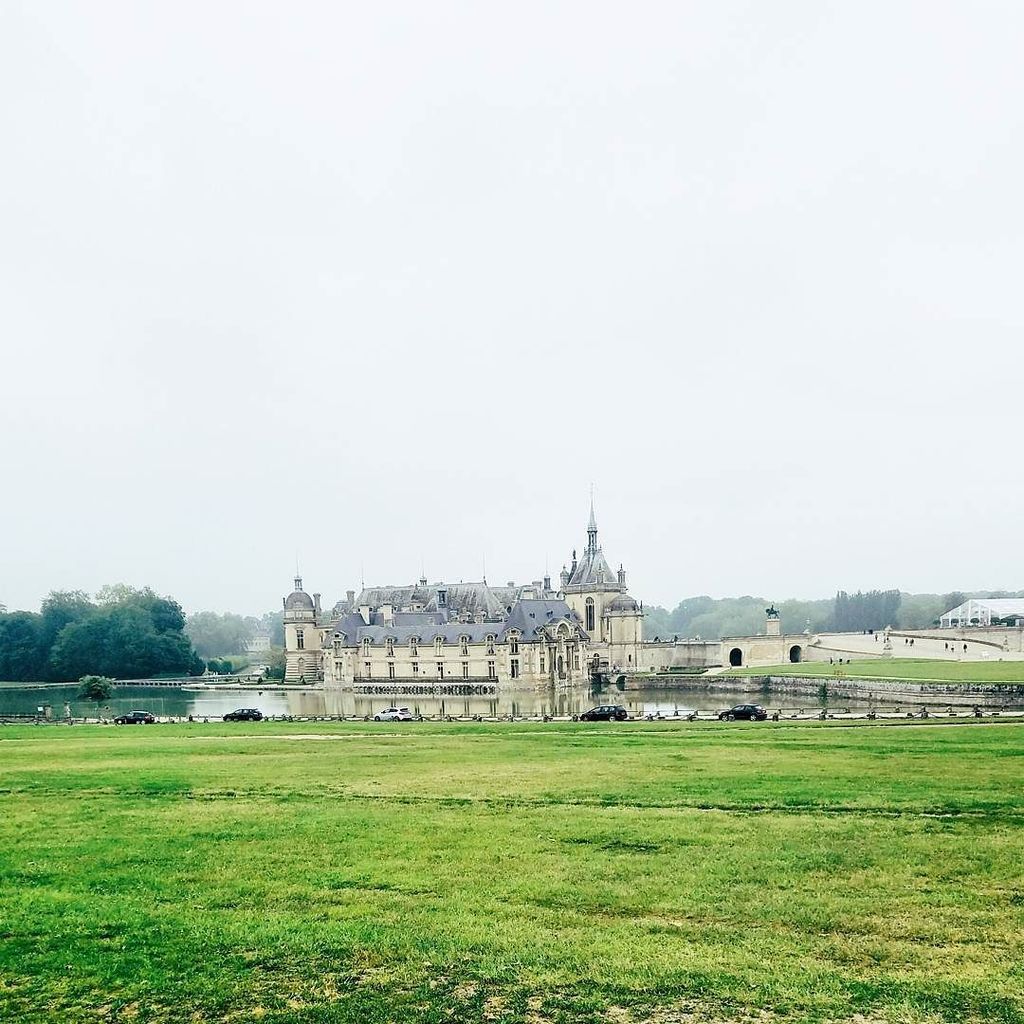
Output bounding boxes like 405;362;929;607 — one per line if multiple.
410;636;419;657
585;598;595;632
435;636;444;655
361;637;371;656
459;635;469;657
486;634;495;656
386;638;394;657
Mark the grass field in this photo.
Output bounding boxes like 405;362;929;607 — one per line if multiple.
720;658;1024;683
1;720;1023;1023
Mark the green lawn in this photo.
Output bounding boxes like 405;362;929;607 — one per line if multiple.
721;658;1024;683
1;720;1023;1023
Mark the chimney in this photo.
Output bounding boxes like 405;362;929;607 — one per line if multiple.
313;593;321;617
346;589;355;606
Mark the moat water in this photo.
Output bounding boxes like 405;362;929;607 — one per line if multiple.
0;680;886;720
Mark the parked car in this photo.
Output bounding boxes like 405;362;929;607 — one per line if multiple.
579;704;629;722
113;710;156;725
719;703;768;721
223;708;264;722
373;706;414;722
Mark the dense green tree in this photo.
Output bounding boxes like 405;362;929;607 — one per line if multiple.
49;603;200;680
39;590;94;653
78;674;114;710
0;612;47;681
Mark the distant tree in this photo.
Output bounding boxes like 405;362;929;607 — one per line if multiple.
642;605;673;639
942;592;967;614
77;674;114;711
186;611;251;657
266;648;286;680
260;611;285;647
832;590;901;632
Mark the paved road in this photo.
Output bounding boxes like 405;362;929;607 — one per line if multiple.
811;631;1024;661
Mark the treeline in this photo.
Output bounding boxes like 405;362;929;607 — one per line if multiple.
643;589;1024;641
0;586;204;682
832;590;901;632
185;610;284;658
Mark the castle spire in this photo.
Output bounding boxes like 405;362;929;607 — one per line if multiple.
586;487;598;553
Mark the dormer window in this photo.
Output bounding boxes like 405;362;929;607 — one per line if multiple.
437;589;448;608
459;635;469;657
435;636;444;655
485;634;495;656
386;638;394;658
410;636;419;657
362;637;371;656
508;632;519;655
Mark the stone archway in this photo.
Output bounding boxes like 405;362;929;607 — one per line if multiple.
789;645;802;663
729;647;743;667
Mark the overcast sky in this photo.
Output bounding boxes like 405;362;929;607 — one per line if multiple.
1;2;1022;616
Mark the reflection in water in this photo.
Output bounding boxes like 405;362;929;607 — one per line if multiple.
0;680;890;720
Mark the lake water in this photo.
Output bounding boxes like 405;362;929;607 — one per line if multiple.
0;680;886;721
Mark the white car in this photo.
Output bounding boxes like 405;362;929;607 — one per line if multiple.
373;706;414;722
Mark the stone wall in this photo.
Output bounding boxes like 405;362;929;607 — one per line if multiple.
730;674;1024;704
635;640;721;672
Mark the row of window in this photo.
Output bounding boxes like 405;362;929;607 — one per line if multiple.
360;660;504;680
344;653;579;680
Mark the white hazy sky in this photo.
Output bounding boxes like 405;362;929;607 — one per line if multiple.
1;2;1022;616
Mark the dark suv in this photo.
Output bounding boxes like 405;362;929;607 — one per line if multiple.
223;708;264;722
113;710;156;725
719;704;768;721
579;705;628;722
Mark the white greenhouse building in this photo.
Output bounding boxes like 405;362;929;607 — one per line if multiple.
940;598;1024;628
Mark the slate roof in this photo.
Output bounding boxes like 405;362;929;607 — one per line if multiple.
566;546;618;588
503;599;588;641
354;581;511;620
326;598;586;646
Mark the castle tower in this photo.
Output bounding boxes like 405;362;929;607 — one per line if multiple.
562;496;631;646
283;574;321;683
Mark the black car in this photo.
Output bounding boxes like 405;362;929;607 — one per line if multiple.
719;703;768;721
223;708;264;722
113;710;156;725
579;705;628;722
